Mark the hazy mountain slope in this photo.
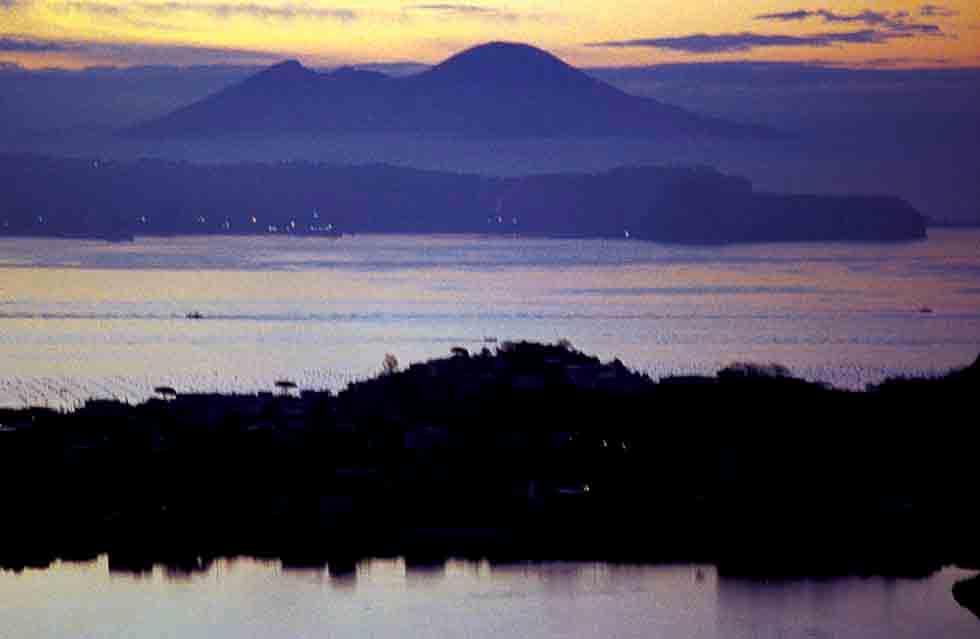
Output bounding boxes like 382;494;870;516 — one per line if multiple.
131;42;759;139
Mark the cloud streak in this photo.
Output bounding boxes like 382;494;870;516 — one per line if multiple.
756;9;900;26
753;7;944;34
588;30;914;54
920;4;958;17
861;56;951;67
0;34;285;65
408;4;501;15
590;6;947;54
82;40;287;65
0;36;69;51
60;1;123;16
56;1;358;22
404;3;532;22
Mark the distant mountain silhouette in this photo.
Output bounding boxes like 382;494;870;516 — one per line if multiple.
131;42;762;138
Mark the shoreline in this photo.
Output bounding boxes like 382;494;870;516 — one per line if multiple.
0;154;928;244
0;227;937;245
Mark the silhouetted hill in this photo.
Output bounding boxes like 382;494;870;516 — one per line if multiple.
954;573;980;619
0;341;978;577
131;42;762;139
0;154;927;243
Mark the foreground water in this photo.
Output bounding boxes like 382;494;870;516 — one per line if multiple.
1;230;979;407
1;558;976;639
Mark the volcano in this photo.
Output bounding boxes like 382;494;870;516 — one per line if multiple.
132;42;764;139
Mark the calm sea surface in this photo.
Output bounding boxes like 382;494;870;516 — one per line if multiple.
0;559;976;639
1;230;979;407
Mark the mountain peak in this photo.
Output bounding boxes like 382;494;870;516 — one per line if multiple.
421;41;592;89
446;41;564;65
264;59;306;74
273;59;303;69
249;59;315;84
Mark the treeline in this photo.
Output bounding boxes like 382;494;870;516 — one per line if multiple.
0;342;976;577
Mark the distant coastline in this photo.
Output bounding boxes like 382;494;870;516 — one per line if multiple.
928;219;980;229
0;154;927;244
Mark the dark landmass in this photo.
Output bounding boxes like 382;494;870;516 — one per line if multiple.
928;219;980;228
0;154;926;243
954;574;980;619
0;341;977;587
3;61;978;226
130;43;760;140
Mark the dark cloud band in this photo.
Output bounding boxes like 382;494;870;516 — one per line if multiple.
754;7;944;33
0;37;69;52
590;5;947;55
756;9;896;26
0;36;285;65
588;30;908;54
920;5;958;18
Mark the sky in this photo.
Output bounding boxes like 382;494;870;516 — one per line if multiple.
0;1;978;69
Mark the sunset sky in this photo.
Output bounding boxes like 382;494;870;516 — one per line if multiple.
1;1;978;69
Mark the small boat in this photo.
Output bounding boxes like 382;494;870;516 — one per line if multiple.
918;306;934;314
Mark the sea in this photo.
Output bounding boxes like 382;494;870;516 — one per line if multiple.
0;559;977;638
1;230;980;636
1;230;979;408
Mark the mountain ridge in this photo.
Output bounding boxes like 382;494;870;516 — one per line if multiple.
130;42;766;139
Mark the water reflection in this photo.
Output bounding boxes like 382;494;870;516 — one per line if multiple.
1;556;977;638
405;558;447;586
714;570;980;639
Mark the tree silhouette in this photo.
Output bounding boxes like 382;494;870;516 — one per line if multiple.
382;353;399;375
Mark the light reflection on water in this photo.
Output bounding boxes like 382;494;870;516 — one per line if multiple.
1;230;978;407
0;557;976;638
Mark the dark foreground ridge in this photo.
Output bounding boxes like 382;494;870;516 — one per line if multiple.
0;154;926;243
1;341;978;595
954;574;980;619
